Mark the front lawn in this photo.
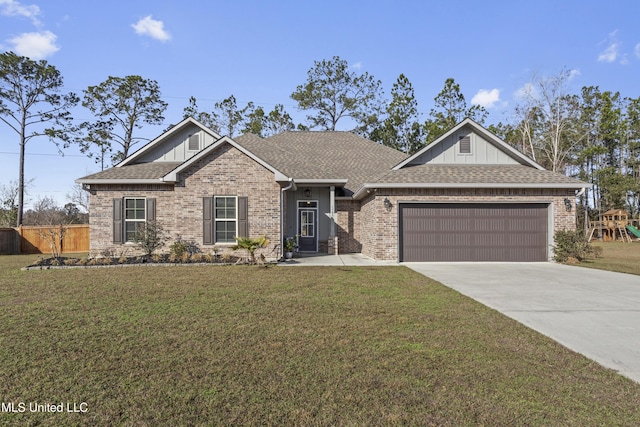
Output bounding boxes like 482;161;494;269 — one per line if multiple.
1;255;640;425
582;241;640;276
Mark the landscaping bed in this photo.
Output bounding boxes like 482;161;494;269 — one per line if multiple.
23;253;247;269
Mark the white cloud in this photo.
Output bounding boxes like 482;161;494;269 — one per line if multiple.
8;31;59;59
471;88;500;108
597;30;625;63
568;69;581;80
635;43;640;58
514;82;537;100
132;16;171;42
351;61;362;70
598;42;619;63
0;0;41;26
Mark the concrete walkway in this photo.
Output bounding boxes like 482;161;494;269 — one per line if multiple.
404;262;640;384
278;253;398;266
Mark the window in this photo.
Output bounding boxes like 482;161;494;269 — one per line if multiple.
203;196;247;245
124;198;146;242
300;210;315;237
214;196;237;243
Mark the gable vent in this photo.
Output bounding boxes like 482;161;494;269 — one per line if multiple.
188;134;200;151
459;136;471;154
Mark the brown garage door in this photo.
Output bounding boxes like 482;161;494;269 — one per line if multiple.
399;203;549;262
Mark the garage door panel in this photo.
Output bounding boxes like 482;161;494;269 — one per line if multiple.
400;203;548;262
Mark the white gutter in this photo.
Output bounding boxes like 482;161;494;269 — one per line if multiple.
352;182;594;200
280;178;296;260
74;178;170;185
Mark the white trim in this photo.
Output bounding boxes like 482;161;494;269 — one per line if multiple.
213;195;238;244
75;178;168;184
293;179;348;186
123;197;146;242
352;182;591;200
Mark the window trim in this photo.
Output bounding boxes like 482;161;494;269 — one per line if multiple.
214;195;238;244
124;197;147;243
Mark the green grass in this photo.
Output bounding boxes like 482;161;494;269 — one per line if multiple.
581;241;640;275
1;255;640;425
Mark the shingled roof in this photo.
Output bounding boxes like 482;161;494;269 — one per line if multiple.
78;162;182;182
238;131;407;194
77;122;588;195
371;164;586;187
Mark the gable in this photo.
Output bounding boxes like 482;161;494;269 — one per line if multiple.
394;118;543;170
117;117;222;167
136;123;220;163
408;127;521;166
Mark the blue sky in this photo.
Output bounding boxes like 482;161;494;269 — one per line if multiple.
1;0;639;209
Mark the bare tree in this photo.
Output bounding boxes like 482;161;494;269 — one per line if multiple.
517;70;580;172
67;183;89;213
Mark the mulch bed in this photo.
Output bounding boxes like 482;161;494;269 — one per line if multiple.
22;254;258;270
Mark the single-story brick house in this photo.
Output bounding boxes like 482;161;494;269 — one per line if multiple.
76;117;589;262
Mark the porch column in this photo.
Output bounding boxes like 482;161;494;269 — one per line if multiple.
329;185;337;254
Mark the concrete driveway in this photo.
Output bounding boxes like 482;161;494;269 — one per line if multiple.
404;262;640;383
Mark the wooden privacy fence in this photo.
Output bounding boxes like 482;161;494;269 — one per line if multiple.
0;225;89;255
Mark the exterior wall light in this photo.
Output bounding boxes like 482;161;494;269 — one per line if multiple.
564;198;572;212
383;197;392;210
304;188;311;198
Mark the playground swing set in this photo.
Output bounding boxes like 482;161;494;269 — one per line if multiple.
587;209;640;243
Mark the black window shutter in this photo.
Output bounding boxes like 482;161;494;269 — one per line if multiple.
146;198;156;221
113;198;123;244
203;197;213;245
238;196;248;238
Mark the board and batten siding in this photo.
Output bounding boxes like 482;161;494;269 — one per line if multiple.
409;130;521;165
137;123;219;163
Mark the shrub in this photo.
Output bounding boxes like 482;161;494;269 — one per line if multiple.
553;230;595;263
233;236;270;264
133;221;169;256
169;236;200;258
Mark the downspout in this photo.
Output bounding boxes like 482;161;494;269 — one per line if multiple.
280;178;295;260
576;187;587;235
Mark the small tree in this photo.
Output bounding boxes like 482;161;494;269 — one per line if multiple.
232;235;270;264
133;220;168;256
38;224;67;259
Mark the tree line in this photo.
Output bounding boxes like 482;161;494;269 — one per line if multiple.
1;52;639;227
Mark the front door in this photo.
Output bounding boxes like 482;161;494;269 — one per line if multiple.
297;201;318;252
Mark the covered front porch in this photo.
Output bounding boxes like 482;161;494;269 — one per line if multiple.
282;181;348;255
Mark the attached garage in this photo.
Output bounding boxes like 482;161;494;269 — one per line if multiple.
399;203;549;262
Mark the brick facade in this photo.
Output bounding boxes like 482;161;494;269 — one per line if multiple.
335;199;362;254
345;188;576;261
88;143;281;259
